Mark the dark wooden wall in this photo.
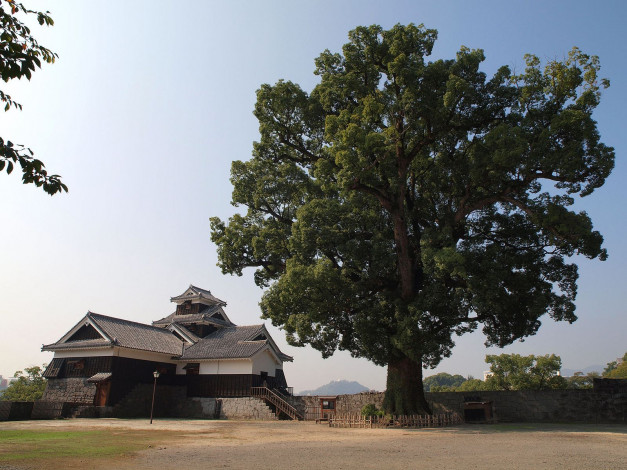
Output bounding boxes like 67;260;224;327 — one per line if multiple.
183;373;288;397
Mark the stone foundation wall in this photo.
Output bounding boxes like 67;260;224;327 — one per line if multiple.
112;384;277;420
218;397;277;420
293;388;626;423
42;378;96;404
426;389;626;423
31;401;65;419
0;401;33;420
7;382;623;423
335;391;384;414
113;384;189;418
296;392;385;420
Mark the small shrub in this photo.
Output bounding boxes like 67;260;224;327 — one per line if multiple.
361;403;384;417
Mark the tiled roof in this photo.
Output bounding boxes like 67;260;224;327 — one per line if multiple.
181;325;266;360
42;312;185;356
87;372;112;383
170;285;226;305
180;325;293;362
42;339;112;351
153;304;234;327
169;323;200;343
89;313;184;355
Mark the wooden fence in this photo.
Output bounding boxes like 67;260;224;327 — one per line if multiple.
328;412;464;429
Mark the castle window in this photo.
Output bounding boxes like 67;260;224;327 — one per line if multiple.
67;359;85;371
183;363;199;375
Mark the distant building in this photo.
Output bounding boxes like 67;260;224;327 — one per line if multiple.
0;375;8;390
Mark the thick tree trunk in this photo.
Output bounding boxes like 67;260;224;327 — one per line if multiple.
382;352;432;415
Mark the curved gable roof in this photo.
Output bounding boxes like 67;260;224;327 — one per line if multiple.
43;312;184;356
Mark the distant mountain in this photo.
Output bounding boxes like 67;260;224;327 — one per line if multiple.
562;365;604;377
298;380;370;396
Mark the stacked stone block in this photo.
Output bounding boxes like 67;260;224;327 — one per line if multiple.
42;378;96;404
218;397;277;420
291;389;625;423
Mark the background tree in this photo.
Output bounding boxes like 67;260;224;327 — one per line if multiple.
0;365;47;401
455;378;487;392
0;0;66;194
423;372;467;391
566;371;598;389
602;352;627;379
484;353;567;390
211;24;614;414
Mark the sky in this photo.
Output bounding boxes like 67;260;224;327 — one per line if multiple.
1;0;625;392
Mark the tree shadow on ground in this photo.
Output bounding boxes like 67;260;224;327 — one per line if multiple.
405;423;627;435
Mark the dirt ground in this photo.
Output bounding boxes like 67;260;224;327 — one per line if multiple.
1;419;626;470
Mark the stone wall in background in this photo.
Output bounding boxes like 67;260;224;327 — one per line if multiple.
426;389;626;423
4;379;625;422
293;381;626;423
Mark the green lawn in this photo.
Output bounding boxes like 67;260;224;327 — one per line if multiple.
0;429;169;466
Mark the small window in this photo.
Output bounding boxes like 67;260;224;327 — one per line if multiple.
183;363;199;375
68;360;85;371
322;400;335;410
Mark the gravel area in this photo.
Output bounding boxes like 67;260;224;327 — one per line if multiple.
2;419;626;469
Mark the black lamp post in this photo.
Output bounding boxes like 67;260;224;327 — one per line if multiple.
150;370;160;424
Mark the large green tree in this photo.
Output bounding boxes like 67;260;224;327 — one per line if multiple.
1;0;66;194
211;24;614;414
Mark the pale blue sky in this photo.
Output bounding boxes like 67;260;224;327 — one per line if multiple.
1;1;625;391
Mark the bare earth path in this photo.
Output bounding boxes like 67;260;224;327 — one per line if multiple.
1;419;626;470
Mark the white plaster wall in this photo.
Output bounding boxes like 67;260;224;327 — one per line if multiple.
198;359;252;375
252;349;280;376
53;349;115;359
52;347;178;363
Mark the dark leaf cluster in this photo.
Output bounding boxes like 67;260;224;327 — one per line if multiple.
0;0;65;194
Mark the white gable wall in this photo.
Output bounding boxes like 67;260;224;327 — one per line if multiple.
183;359;253;375
252;348;281;377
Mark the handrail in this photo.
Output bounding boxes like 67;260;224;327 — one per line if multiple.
251;386;303;420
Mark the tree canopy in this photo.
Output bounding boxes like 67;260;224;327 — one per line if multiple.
602;352;627;379
0;0;66;194
211;24;614;414
483;353;567;390
423;372;467;392
0;365;46;401
425;354;571;392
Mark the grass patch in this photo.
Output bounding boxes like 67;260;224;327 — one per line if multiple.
0;429;170;465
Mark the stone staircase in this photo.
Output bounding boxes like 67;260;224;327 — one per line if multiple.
251;386;303;420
